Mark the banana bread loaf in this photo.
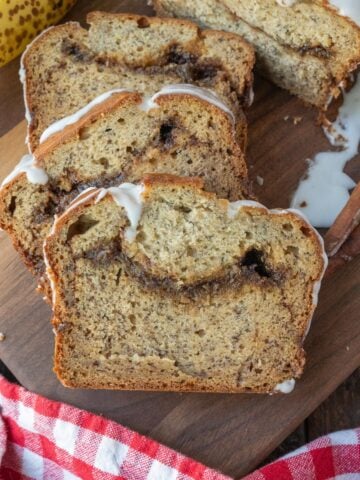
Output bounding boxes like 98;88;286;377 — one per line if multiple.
44;174;327;392
21;11;255;151
152;0;360;108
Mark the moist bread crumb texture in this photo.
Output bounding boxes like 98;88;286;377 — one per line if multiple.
45;175;326;392
0;90;249;283
152;0;360;108
22;11;254;151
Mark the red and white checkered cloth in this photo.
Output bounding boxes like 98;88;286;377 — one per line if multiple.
242;431;360;480
0;374;358;480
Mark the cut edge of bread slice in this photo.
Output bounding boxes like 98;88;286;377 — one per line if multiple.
20;11;255;151
44;173;327;393
86;11;255;101
221;0;360;75
152;0;360;109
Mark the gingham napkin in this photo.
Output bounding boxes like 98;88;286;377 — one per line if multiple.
242;430;360;480
0;375;358;480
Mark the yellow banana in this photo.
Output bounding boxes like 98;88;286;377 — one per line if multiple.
0;0;77;67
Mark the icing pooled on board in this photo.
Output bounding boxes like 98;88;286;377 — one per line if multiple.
291;1;360;227
274;378;296;393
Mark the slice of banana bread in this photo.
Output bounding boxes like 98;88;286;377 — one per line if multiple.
152;0;360;108
21;11;254;152
44;174;327;392
0;88;249;284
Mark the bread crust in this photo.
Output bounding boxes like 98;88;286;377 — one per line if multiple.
21;22;85;149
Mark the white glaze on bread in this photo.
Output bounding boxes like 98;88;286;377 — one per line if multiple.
95;184;145;241
52;184;327;346
39;89;131;144
140;84;235;122
44;175;326;392
39;84;236;145
1;154;48;187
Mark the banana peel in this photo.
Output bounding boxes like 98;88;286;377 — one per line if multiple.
0;0;77;67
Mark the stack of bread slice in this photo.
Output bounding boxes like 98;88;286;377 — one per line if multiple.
0;11;328;393
152;0;360;108
0;87;249;292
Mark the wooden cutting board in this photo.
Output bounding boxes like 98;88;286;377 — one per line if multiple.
0;1;359;478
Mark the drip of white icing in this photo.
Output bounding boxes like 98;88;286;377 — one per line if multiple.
50;183;144;245
1;154;48;187
97;184;145;242
291;1;360;228
43;245;57;306
140;84;235;122
19;64;26;86
248;86;255;106
329;0;360;25
20;70;31;125
276;0;298;6
39;89;131;144
227;199;265;218
274;379;296;393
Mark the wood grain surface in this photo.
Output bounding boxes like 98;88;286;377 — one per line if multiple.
0;1;359;478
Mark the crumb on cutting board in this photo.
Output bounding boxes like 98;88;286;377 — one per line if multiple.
256;175;264;186
283;115;303;125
